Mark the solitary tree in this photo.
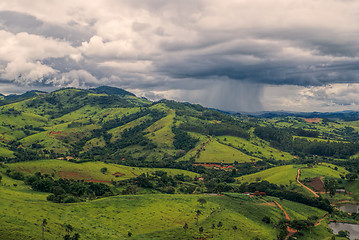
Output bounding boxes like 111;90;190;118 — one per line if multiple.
199;226;204;237
233;226;238;239
183;223;188;233
217;221;223;228
42;219;47;240
197;198;207;207
324;179;337;197
338;230;349;238
195;210;202;225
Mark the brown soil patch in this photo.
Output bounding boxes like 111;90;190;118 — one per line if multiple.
86;178;111;183
306;177;325;192
297;168;319;198
259;202;276;207
57;171;112;184
303;118;321;123
48;131;68;136
193;163;234;169
58;171;88;179
112;172;125;177
17;167;31;173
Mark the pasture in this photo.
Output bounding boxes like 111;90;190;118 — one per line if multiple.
0;173;332;240
4;160;199;182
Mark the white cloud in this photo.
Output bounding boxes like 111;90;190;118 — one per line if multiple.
0;30;79;84
46;70;99;88
2;60;57;84
1;0;359;111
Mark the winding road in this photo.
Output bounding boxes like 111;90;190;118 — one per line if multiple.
274;201;297;240
296;168;319;198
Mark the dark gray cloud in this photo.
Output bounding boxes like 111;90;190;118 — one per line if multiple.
0;11;93;45
1;0;359;112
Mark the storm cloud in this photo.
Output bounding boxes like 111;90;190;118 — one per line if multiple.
1;0;359;111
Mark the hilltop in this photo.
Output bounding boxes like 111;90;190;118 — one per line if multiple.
1;86;359;167
0;86;359;239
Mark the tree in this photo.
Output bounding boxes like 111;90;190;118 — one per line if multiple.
64;224;73;234
128;231;132;237
324;178;337;197
42;219;47;240
183;223;188;233
233;226;238;239
197;198;207;207
199;226;204;237
195;210;201;225
100;167;108;174
337;230;349;238
217;221;223;228
345;173;358;182
262;216;271;224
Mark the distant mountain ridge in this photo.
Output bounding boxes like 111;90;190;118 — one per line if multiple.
243;110;359;121
89;86;136;97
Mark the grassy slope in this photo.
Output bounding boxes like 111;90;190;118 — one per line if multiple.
0;174;332;240
145;110;175;149
0;146;14;158
299;164;349;180
5;160;199;181
195;139;260;164
237;165;301;186
347;180;359;194
217;135;293;161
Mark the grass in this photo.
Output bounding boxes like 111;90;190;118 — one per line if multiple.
4;160;199;181
237;165;302;186
217;135;293;161
195;139;260;163
299;164;349;181
0;146;14;158
346;180;359;195
145;110;175;149
0;174;334;240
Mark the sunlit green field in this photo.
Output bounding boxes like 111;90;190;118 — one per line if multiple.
195;139;260;163
0;173;333;240
4;160;199;181
299;164;349;181
237;165;302;186
217;135;293;161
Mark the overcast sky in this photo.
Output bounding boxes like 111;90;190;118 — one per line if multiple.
1;0;359;112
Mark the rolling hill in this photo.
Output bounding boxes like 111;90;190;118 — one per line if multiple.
1;86;359;239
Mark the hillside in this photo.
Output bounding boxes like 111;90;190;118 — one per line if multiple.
1;86;359;167
0;173;331;240
1;86;359;239
0;87;295;165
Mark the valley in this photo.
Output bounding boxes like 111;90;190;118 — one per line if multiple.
0;86;358;239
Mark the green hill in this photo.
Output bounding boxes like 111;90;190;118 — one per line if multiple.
5;159;199;181
0;86;358;166
0;174;331;240
1;86;358;240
